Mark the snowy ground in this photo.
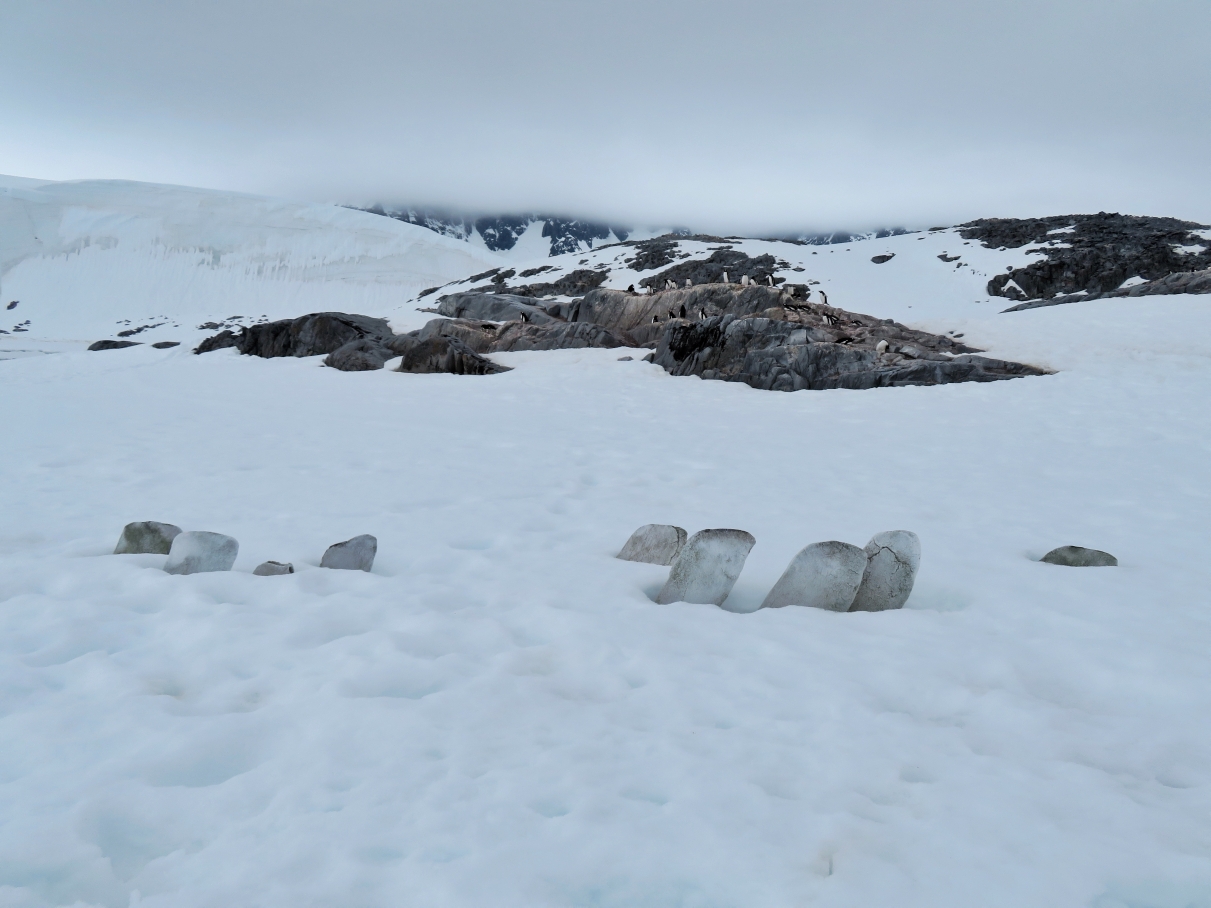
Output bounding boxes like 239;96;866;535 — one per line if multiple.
0;177;501;348
2;181;1211;908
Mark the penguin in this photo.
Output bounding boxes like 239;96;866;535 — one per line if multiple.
679;304;687;318
627;284;635;293
685;279;691;288
722;271;730;284
820;290;829;306
767;275;774;287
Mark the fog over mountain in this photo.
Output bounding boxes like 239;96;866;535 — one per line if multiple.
2;0;1209;232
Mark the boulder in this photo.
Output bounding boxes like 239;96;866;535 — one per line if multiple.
88;340;141;351
195;312;394;358
617;524;687;566
321;534;377;572
435;292;555;325
849;530;921;612
871;254;896;264
760;540;868;611
414;317;499;353
1041;546;1117;567
393;335;510;376
253;560;295;576
488;321;637;353
323;337;393;371
151;341;180;349
164;531;239;575
114;521;182;555
194;330;239;354
656;529;756;606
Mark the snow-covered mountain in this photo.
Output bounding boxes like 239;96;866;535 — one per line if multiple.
0;177;501;345
354;204;911;259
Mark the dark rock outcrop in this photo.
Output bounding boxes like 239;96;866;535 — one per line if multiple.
640;285;1047;391
324;337;394;371
238;313;394;358
393;335;511;376
488;321;635;353
638;249;788;291
194;312;394;359
435;292;556;324
88;340;141;351
960;213;1211;306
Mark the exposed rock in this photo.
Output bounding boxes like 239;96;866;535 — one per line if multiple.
413;317;498;353
639;249;788;291
572;284;797;346
649;293;1047;391
626;237;681;272
321;534;377;572
114;521;182;555
88;340;141;351
1004;267;1211;311
324;337;393;371
849;530;921;612
164;531;239;575
871;254;895;264
195;312;394;358
617;524;688;566
1040;545;1117;567
760;541;868;611
392;335;510;375
436;292;556;324
194;330;239;354
960;213;1211;304
151;341;180;349
501;268;609;299
488;320;635;353
253;560;295;576
655;529;756;607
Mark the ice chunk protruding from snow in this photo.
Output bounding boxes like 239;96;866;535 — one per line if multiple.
114;521;181;555
321;534;377;572
761;541;867;611
656;529;755;607
164;531;239;575
849;530;921;612
617;524;687;566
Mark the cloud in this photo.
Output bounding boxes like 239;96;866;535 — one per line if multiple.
1;0;1208;231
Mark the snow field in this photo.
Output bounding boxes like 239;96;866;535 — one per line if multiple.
0;179;501;345
2;292;1211;907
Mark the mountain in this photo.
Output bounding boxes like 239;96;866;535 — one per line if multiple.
354;205;912;259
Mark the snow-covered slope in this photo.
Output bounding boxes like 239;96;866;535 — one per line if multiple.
2;179;1211;908
3;297;1211;908
0;178;502;346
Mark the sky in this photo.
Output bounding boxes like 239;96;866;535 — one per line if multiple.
1;0;1209;234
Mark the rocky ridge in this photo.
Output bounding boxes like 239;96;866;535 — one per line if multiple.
960;213;1211;309
195;284;1047;392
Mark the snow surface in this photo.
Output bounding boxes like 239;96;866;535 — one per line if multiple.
0;177;502;345
2;180;1211;908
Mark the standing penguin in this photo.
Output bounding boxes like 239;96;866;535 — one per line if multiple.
679;304;687;318
722;271;730;284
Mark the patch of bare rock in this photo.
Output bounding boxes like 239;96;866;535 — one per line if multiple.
194;284;1046;390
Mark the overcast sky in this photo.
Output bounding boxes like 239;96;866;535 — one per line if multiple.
1;0;1208;233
